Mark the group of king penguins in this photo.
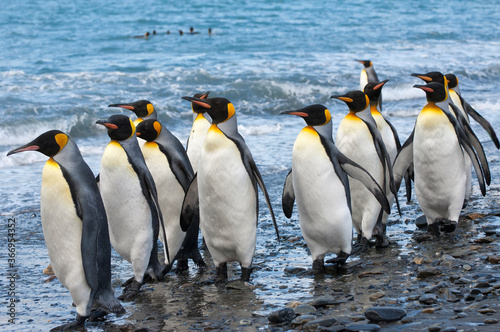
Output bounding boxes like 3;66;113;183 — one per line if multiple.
7;60;498;330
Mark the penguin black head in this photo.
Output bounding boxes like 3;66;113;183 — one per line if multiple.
136;119;162;142
108;100;155;118
411;71;446;85
7;130;69;158
280;104;331;126
356;60;372;68
413;82;447;103
181;96;235;124
330;90;369;112
96;114;136;141
191;91;210;114
363;80;389;103
445;74;459;89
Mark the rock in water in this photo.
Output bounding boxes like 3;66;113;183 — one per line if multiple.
364;307;407;322
268;308;296;324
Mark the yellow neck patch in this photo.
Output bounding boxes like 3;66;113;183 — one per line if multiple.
55;133;68;151
147;103;154;116
153;121;162;137
226;103;235;121
324;109;331;124
128;119;136;140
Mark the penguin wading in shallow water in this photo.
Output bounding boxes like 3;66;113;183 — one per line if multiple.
180;96;280;282
393;82;488;237
136;119;206;273
96;114;166;300
7;131;125;331
186;91;211;173
280;105;390;273
331;90;400;251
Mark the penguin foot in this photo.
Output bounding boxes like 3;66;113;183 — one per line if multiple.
88;309;107;322
162;263;173;276
438;219;457;233
241;267;253;282
326;251;349;266
427;222;441;237
374;235;390;248
215;263;228;283
93;291;125;315
352;237;369;254
312;259;325;274
121;276;135;288
118;280;142;302
50;314;87;331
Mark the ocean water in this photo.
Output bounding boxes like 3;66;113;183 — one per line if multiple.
1;0;500;330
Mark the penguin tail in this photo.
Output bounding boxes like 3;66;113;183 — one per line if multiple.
93;290;126;315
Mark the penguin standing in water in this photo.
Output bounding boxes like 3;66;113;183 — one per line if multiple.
363;80;404;244
356;60;382;110
186;91;210;173
136;119;206;273
393;82;488;237
180;96;280;282
331;90;399;251
96;114;166;300
7;131;124;330
280;105;390;273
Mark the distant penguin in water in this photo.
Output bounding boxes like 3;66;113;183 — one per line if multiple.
96;114;166;301
180;96;280;282
136;119;206;273
280;104;390;273
331;90;399;251
393;82;488;237
186;91;210;173
7;130;125;330
356;59;382;110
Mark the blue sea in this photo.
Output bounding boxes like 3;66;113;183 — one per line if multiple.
1;0;500;330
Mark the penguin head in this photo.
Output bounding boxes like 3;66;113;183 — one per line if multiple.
411;71;446;86
356;60;372;68
330;90;369;112
363;80;389;104
7;130;70;158
181;96;235;124
135;119;162;142
280;104;331;126
191;91;210;114
413;82;447;103
108;100;155;119
445;74;459;89
96;114;136;141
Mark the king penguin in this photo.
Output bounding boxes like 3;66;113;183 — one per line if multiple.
136;119;206;273
331;90;399;251
356;60;382;110
280;104;390;273
393;82;487;237
186;91;210;173
180;96;280;282
108;99;157;126
7;131;124;330
96;114;166;300
411;72;491;205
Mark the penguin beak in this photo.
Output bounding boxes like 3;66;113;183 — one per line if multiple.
181;96;211;109
96;120;119;129
374;80;389;90
413;84;434;93
330;95;353;103
7;143;40;156
108;103;135;110
279;110;309;117
411;73;432;82
200;91;210;99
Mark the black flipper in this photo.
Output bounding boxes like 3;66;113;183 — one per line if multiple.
282;169;295;218
393;130;415;201
459;94;500;149
181;174;199;232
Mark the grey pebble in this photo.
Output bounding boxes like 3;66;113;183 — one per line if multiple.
417;268;442;279
346;323;381;331
303;317;337;331
364;307;407;322
291;314;316;326
484;318;498;324
268;307;296;324
294;304;317;315
419;293;437;305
